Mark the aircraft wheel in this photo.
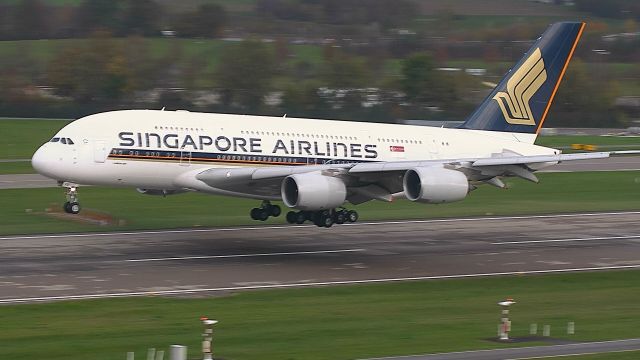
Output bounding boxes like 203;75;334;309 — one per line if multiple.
335;210;346;224
69;202;81;214
347;210;359;223
295;211;306;224
63;201;72;214
250;208;260;220
257;209;269;221
268;204;282;217
286;211;297;224
321;213;334;228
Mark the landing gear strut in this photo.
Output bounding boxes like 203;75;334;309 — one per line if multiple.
62;182;81;214
285;208;359;228
250;201;281;221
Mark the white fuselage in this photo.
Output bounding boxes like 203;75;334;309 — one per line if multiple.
32;110;556;197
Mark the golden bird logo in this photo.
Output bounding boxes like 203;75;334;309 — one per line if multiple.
493;48;547;126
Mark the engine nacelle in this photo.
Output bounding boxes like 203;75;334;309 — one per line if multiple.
136;188;186;196
281;172;347;210
403;167;469;204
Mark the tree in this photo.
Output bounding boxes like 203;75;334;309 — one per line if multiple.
551;59;622;127
122;0;162;36
13;0;49;39
321;53;371;89
48;31;132;102
215;40;276;109
74;0;124;35
401;53;437;104
174;4;226;38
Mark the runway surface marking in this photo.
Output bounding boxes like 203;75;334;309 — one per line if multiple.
493;234;640;245
2;211;639;241
2;264;639;304
508;349;638;359
125;248;365;262
364;339;640;360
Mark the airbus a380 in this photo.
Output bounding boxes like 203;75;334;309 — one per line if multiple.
31;22;630;227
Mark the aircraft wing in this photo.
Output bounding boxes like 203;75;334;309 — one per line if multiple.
193;151;637;203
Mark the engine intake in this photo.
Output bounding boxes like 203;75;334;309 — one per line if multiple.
403;167;469;203
281;172;347;210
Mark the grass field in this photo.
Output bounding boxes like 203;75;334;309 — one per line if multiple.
0;118;69;159
1;171;639;235
2;270;639;360
536;135;640;150
0;161;34;174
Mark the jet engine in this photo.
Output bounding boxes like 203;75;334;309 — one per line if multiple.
136;188;186;196
403;167;469;203
281;172;347;210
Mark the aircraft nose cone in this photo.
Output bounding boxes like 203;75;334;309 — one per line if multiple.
32;145;58;179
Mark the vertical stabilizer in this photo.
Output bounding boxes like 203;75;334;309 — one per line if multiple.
460;22;585;142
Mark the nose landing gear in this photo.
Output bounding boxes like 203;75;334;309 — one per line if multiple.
250;201;282;221
62;182;81;214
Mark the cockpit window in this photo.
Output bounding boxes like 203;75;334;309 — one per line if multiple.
61;138;67;144
51;137;60;143
67;138;74;145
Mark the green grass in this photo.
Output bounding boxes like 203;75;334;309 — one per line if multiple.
536;135;640;150
0;119;69;159
2;270;640;360
0;161;34;174
1;171;639;235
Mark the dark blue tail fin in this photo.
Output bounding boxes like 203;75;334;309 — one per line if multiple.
460;22;585;140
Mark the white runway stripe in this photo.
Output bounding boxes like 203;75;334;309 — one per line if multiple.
1;211;640;241
125;248;365;262
493;234;640;245
1;264;639;304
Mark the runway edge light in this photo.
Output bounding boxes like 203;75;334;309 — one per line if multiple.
498;297;516;341
201;316;218;360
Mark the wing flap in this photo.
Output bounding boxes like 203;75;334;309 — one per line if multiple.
472;152;610;166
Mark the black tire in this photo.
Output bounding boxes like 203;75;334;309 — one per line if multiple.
250;208;260;220
269;204;282;217
312;211;323;226
63;201;71;213
347;210;359;223
257;209;269;221
322;214;334;228
303;211;313;221
286;211;297;224
295;211;306;224
69;202;81;214
335;211;346;224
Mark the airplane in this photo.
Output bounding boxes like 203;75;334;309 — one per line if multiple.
31;22;630;228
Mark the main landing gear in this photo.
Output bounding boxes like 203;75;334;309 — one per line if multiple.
62;182;81;214
285;208;359;228
250;201;282;221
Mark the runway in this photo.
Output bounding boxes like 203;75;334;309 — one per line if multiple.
0;156;638;189
1;211;639;304
369;339;640;359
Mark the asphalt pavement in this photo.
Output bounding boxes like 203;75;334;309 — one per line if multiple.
1;211;639;304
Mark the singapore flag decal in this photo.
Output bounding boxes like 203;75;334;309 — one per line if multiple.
390;145;405;152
